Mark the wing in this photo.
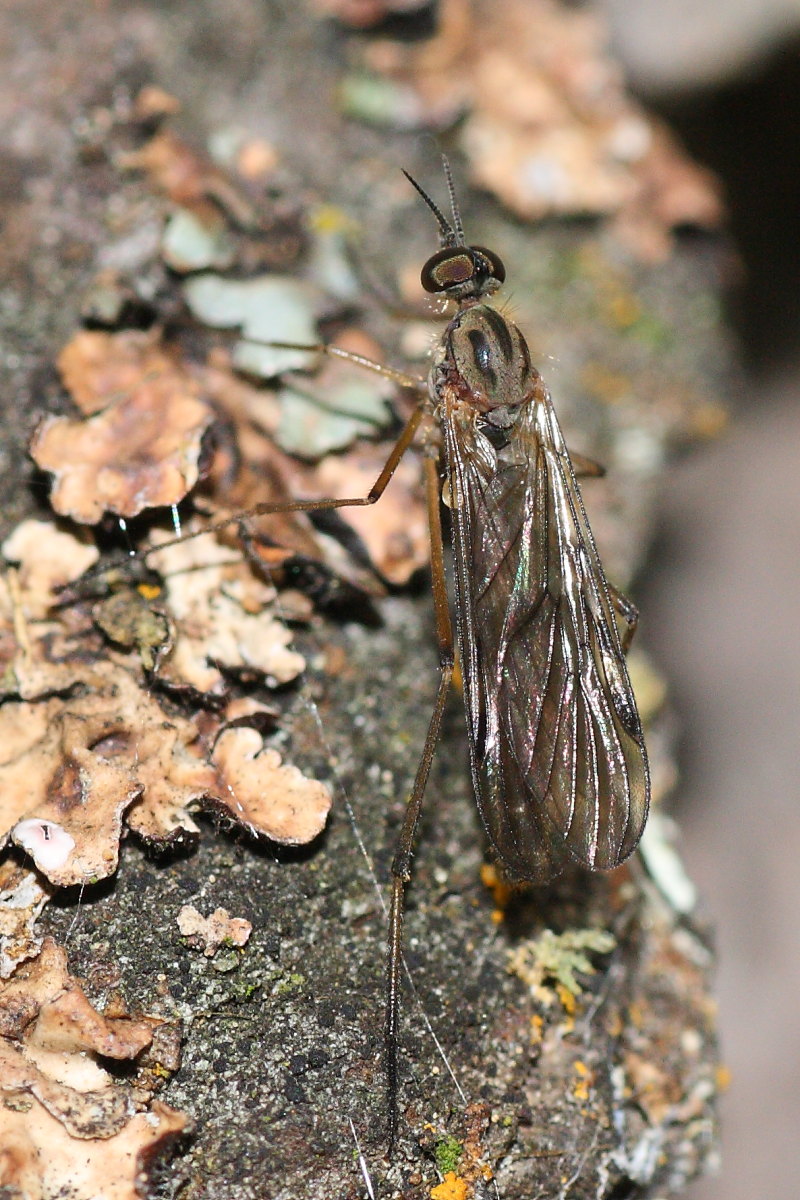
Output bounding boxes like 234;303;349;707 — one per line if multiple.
444;389;649;883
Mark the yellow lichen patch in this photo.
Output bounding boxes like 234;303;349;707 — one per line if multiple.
606;1010;623;1038
137;582;162;601
572;1059;593;1102
715;1064;732;1092
556;983;577;1017
687;399;729;440
627;1001;644;1029
608;293;643;329
430;1172;470;1200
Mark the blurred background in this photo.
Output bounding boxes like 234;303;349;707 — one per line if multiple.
607;2;800;1198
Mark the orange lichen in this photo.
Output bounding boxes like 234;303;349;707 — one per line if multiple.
430;1171;470;1200
556;983;577;1017
479;862;514;919
715;1064;732;1092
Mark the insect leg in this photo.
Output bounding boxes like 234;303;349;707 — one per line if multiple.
250;339;425;390
386;453;454;1148
111;402;427;574
568;450;606;478
607;583;639;652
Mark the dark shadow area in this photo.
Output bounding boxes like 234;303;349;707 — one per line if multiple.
646;38;800;372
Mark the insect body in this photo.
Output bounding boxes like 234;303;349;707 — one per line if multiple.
127;160;650;1148
382;163;650;1143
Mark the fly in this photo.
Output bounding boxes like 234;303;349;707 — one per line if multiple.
132;158;650;1147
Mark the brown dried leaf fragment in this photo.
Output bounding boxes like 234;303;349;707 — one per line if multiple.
1;522;98;620
210;727;331;845
287;442;429;585
120;128;259;230
177;905;252;956
344;0;721;257
30;331;214;523
0;694;141;887
147;529;305;693
0;939;187;1200
312;0;431;28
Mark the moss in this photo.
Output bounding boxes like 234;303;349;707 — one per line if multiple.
273;971;306;996
434;1134;463;1175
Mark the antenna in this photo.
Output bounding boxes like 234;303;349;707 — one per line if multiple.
402;167;458;248
441;155;465;247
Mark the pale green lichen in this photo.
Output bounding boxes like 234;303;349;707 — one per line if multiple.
508;927;617;1005
162;207;235;273
182;274;322;376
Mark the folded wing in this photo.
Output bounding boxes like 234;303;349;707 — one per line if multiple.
445;392;649;882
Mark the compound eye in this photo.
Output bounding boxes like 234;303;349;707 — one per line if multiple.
420;247;477;294
470;245;506;283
